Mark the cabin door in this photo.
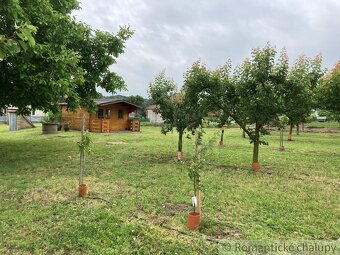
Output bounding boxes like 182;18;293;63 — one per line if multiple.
101;109;110;132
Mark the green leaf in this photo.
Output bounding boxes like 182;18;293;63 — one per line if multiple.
26;24;37;32
18;40;28;51
16;32;26;41
0;49;6;59
26;34;35;47
20;28;36;47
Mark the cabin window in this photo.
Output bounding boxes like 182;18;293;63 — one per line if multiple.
31;110;36;115
105;109;111;119
118;109;123;119
98;109;104;119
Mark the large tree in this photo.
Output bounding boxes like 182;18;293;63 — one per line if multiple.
316;61;340;122
149;71;204;160
185;45;289;170
0;0;132;114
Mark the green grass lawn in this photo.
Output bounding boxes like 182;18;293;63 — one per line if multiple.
0;124;339;254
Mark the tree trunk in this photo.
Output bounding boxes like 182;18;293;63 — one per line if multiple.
177;131;183;160
252;130;260;163
296;123;300;135
251;128;261;171
219;129;224;145
289;123;293;135
242;130;246;138
288;123;293;141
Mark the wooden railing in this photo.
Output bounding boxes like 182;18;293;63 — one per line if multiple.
91;119;110;133
129;118;140;132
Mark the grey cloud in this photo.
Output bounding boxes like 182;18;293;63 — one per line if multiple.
74;0;340;97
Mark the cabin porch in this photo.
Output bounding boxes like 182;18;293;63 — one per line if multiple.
90;118;140;133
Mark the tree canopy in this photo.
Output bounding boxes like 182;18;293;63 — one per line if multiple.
149;71;204;159
281;55;324;138
185;45;289;169
184;45;329;170
0;0;132;114
316;61;340;122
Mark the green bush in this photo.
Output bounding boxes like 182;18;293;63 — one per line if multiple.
42;111;60;123
140;121;163;127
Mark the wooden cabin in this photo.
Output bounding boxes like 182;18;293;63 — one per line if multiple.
60;99;141;133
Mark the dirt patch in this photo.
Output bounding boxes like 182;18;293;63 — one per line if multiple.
264;169;275;175
212;228;242;239
15;177;121;205
209;163;245;172
155;155;178;164
107;141;127;145
200;219;243;239
128;210;170;227
200;227;243;240
129;153;177;164
163;203;191;216
5;244;33;255
20;188;70;205
305;127;340;133
292;173;340;186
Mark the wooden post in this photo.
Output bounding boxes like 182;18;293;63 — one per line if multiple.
79;112;85;185
195;189;201;215
194;129;200;161
194;129;201;215
279;128;285;151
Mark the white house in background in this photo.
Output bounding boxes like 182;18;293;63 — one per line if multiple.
26;109;46;123
146;105;163;123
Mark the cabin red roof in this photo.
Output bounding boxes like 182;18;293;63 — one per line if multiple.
146;105;160;110
60;99;141;109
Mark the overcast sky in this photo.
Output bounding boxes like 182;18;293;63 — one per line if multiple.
74;0;340;98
